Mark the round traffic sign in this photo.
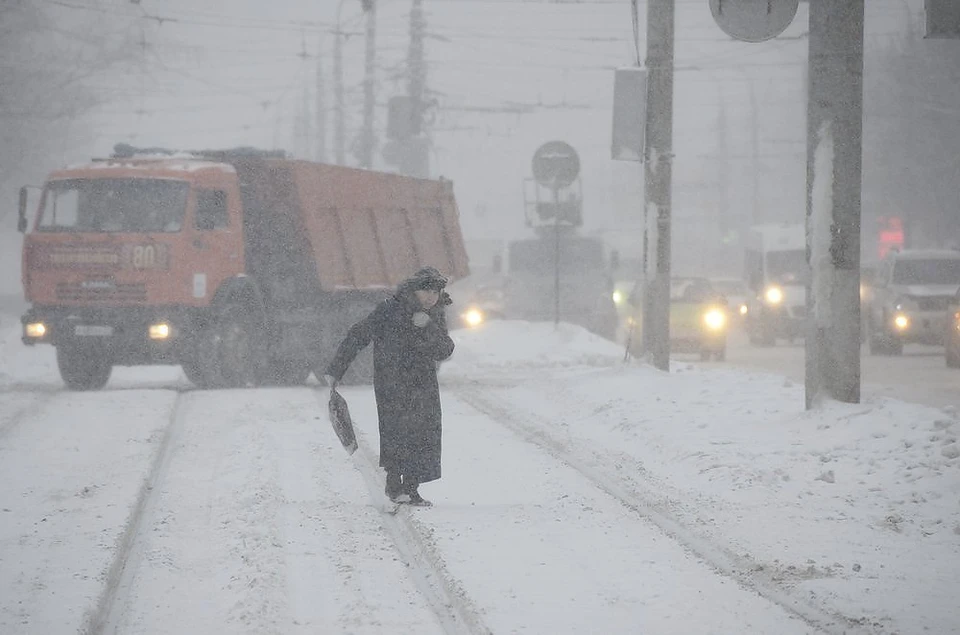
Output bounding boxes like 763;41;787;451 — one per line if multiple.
709;0;799;43
532;141;580;188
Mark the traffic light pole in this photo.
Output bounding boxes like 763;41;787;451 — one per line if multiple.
643;0;675;371
804;0;864;407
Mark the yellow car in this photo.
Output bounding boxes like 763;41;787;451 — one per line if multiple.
947;290;960;369
625;277;730;361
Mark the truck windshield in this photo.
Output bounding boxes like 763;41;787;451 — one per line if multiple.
892;259;960;286
37;178;189;233
766;249;807;284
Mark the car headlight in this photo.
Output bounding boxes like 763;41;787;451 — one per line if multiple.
462;308;484;328
703;308;726;331
739;304;748;316
893;314;910;331
148;322;172;340
612;290;624;305
765;286;784;305
24;322;47;338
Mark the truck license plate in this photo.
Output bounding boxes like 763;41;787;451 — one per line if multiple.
75;325;113;336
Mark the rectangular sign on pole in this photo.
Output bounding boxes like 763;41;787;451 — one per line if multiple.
926;0;960;38
611;67;647;162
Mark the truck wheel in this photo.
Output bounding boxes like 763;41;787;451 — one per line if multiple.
180;356;207;388
57;344;112;391
216;309;266;388
195;305;267;389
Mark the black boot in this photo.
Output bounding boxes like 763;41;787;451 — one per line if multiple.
385;471;403;502
403;478;432;507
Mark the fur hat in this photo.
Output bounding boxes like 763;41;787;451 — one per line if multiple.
411;266;448;291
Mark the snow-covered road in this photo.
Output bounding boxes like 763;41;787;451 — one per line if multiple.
1;310;958;635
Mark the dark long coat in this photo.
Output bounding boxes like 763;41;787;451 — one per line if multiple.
325;283;455;483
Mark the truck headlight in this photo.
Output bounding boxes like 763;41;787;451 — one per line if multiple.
739;304;748;316
612;290;624;305
765;286;784;305
25;322;47;338
893;314;910;331
462;308;484;328
148;322;172;340
703;308;726;331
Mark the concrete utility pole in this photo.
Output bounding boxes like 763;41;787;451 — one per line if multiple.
360;0;377;169
643;0;675;371
804;0;865;407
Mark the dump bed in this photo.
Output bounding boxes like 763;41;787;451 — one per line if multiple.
237;159;469;291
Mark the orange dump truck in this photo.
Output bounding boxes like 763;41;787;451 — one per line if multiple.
18;146;469;390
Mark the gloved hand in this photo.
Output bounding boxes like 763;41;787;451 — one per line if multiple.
412;312;430;328
439;291;453;306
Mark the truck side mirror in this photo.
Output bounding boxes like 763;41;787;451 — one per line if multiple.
18;186;29;233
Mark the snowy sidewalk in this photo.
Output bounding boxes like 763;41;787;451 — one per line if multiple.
440;321;960;635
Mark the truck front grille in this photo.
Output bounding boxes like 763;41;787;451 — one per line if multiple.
56;282;147;303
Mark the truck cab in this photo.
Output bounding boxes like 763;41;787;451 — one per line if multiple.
499;231;619;340
20;157;247;389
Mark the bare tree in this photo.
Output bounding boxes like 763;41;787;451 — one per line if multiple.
0;0;137;204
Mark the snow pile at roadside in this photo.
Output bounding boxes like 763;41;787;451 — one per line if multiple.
447;320;624;373
446;320;960;634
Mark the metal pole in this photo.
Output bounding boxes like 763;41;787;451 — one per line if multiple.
805;0;864;408
553;186;561;328
405;0;428;177
316;35;326;163
643;0;675;371
361;0;377;169
334;0;346;165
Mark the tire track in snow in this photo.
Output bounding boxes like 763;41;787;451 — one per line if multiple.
82;389;192;635
0;391;55;440
312;389;492;635
453;384;883;635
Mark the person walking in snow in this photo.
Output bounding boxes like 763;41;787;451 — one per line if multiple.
323;267;455;506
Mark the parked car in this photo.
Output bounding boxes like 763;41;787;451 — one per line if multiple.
625;277;730;361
